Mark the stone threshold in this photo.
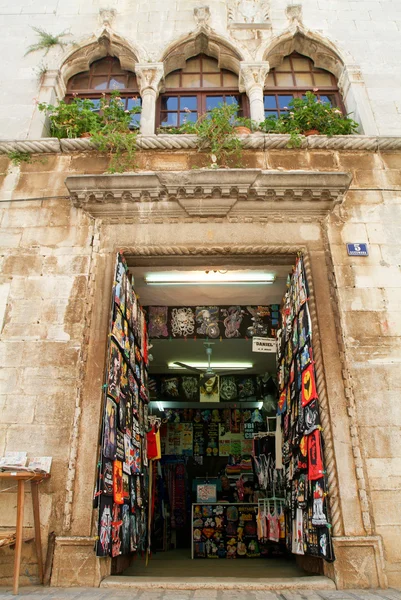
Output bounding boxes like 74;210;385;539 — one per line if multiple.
100;574;336;590
1;134;401;155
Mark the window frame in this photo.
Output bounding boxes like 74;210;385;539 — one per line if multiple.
263;52;345;119
157;54;249;129
65;56;141;127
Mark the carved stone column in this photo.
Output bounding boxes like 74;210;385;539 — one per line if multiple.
135;63;164;135
239;62;270;124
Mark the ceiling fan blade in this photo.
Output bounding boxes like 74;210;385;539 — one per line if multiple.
217;371;250;377
173;362;205;374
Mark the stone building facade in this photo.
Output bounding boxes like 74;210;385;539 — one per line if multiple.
0;0;400;591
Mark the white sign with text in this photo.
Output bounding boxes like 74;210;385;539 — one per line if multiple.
252;337;277;353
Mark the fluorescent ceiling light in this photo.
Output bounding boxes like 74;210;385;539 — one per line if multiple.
144;271;275;285
168;362;253;370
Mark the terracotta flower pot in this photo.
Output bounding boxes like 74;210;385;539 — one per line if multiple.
303;129;320;136
234;126;251;134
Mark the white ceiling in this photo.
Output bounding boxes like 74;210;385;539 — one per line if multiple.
130;264;290;306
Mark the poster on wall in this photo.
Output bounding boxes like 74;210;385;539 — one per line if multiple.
193;422;205;456
219;425;231;457
200;375;219;403
205;422;219;457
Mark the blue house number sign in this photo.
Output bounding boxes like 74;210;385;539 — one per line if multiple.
346;243;369;256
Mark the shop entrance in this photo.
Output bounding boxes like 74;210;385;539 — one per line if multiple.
96;252;335;584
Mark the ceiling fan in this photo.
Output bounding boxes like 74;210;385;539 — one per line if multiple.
173;342;245;387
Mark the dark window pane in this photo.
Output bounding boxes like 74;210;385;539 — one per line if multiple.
160;112;178;127
92;60;110;74
278;95;294;109
161;96;178;110
264;95;277;109
180;96;197;111
180;111;197;124
128;75;139;89
71;76;89;90
206;96;224;110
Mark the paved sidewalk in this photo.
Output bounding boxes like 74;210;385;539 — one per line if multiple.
0;588;400;600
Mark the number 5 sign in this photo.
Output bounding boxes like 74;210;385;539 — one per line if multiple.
346;243;369;256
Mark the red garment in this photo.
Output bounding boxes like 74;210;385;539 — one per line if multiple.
308;430;324;480
301;363;318;407
147;426;158;460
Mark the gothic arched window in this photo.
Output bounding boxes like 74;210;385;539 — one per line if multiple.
158;54;248;128
65;56;141;127
263;52;344;119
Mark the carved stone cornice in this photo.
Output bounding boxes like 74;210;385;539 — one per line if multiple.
239;62;270;94
134;63;164;95
65;169;352;220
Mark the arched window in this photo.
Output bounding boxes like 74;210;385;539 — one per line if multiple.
158;54;248;128
263;52;344;119
65;56;141;127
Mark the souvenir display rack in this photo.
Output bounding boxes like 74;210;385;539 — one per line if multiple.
95;253;150;558
192;503;261;559
276;256;335;562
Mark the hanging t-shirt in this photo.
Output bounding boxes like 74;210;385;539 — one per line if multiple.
301;364;318;407
308;430;324;480
268;512;280;543
147;426;161;460
275;416;283;469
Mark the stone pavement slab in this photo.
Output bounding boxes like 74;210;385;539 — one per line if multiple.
0;589;400;600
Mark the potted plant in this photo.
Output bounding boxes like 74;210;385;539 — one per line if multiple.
159;103;243;168
38;95;101;139
259;91;359;147
90;91;141;173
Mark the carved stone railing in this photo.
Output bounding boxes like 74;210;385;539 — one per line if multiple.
1;134;401;155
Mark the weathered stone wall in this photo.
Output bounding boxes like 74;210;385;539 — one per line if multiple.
0;0;401;138
0;147;400;587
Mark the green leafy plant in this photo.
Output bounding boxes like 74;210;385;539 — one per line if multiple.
259;91;359;147
7;150;32;166
159;102;243;167
90;91;142;174
38;96;102;138
25;26;70;56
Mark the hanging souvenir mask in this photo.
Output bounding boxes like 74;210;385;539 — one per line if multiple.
301;364;318;407
308;430;324;480
148;306;168;338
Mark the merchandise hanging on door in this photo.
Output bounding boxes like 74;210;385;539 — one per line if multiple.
95;253;150;558
276;256;335;562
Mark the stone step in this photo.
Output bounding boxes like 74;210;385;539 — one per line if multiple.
100;575;337;590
